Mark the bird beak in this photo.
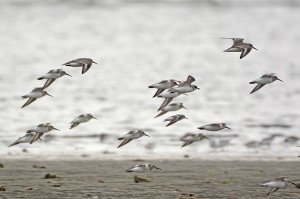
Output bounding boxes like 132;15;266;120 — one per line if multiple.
252;46;258;51
225;126;231;129
92;60;98;64
288;180;298;186
92;116;97;120
196;87;200;90
144;133;150;137
277;78;283;82
154;166;162;170
47;93;53;97
185;117;188;119
53;127;60;131
183;106;188;110
65;73;72;77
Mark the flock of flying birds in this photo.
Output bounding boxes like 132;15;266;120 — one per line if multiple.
8;38;299;196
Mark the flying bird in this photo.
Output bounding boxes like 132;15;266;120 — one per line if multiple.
222;37;257;59
198;123;231;131
117;130;149;148
148;79;178;98
37;69;72;90
163;114;187;127
126;163;161;172
21;87;52;108
26;123;60;144
249;73;283;94
180;133;210;147
63;58;97;74
155;102;187;118
69;114;96;129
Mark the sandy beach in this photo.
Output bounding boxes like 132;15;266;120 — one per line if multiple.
0;159;299;199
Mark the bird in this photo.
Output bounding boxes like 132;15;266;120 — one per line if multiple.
9;132;43;147
163;114;187;127
169;84;200;94
261;176;292;196
249;73;283;94
69;114;96;129
198;123;231;131
126;163;161;172
180;133;210;147
148;79;178;98
63;58;97;74
157;90;182;111
37;69;72;90
155;103;187;118
26;123;60;144
21;87;52;108
222;37;257;59
117;130;150;148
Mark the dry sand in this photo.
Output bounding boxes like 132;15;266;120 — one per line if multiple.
0;160;300;199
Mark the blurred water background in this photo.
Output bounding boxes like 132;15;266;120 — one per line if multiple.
1;0;300;160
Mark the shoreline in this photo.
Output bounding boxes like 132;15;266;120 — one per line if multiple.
1;152;299;162
1;160;300;198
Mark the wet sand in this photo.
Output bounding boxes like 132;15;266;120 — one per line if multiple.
0;160;300;198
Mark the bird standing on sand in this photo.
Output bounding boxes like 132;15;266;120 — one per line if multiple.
117;130;150;148
261;176;294;196
198;123;231;131
37;69;72;90
63;58;97;74
222;37;257;59
21;87;52;108
249;73;283;94
126;163;161;172
69;114;96;129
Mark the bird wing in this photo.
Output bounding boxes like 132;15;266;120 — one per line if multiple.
267;188;279;196
31;87;43;92
152;88;165;98
155;111;167;118
70;122;79;129
81;62;92;74
250;84;265;94
48;69;56;73
8;139;20;147
21;98;37;108
42;79;56;90
166;117;180;127
221;37;244;45
30;133;44;144
182;141;194;147
63;59;78;65
158;98;173;111
240;46;252;59
117;139;133;148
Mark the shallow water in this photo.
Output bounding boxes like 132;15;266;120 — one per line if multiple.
0;0;300;160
